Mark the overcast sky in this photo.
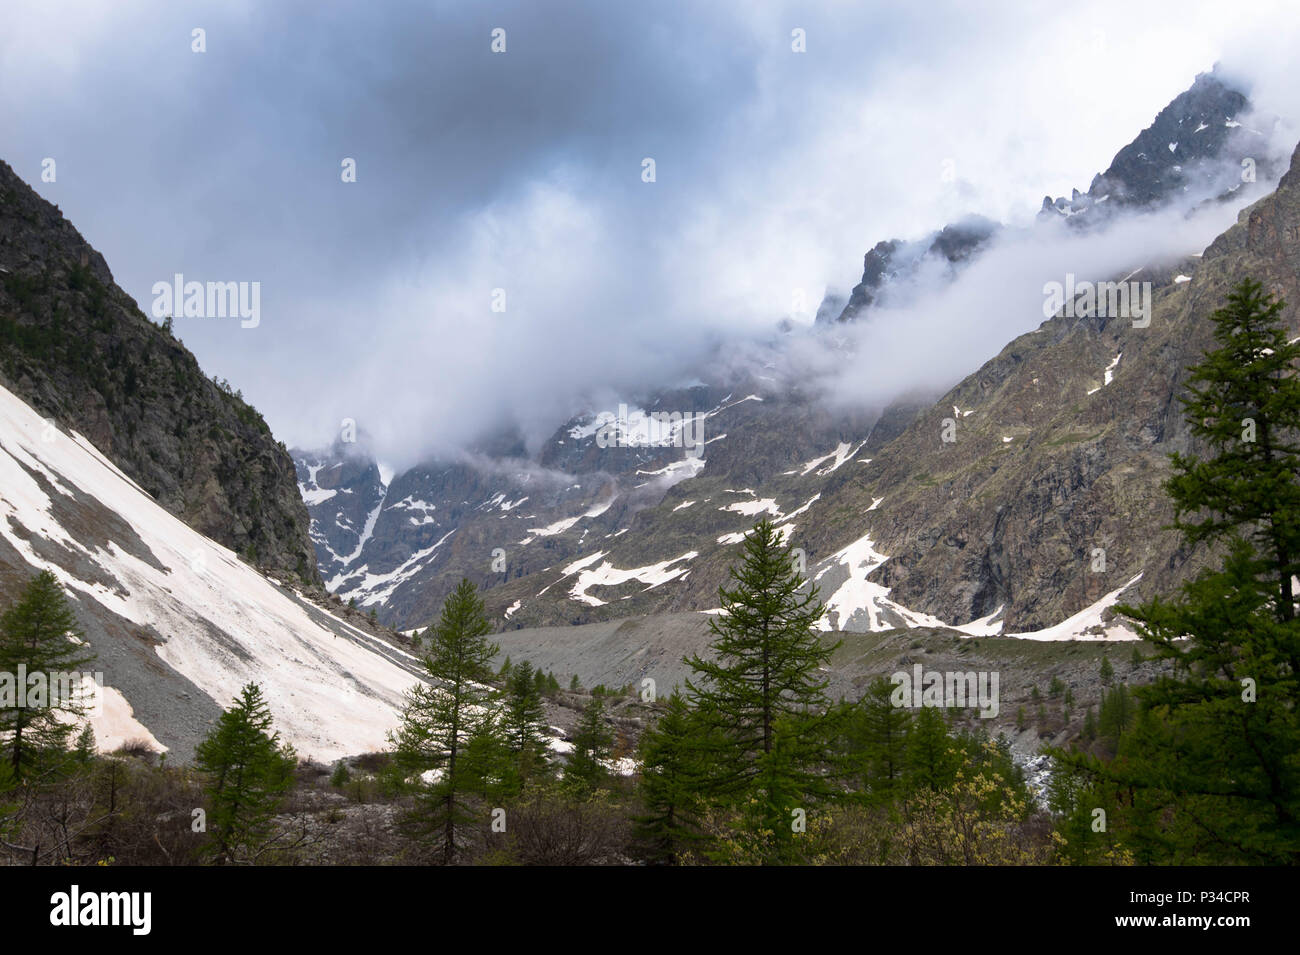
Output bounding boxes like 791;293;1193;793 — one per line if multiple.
3;0;1299;466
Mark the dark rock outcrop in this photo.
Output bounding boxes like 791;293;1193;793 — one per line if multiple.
0;159;318;582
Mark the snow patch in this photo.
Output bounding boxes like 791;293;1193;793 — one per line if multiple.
0;382;422;762
1004;575;1143;641
568;552;697;607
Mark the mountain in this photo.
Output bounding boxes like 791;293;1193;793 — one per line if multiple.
826;215;1001;325
1038;67;1266;221
294;377;878;627
482;135;1300;635
2;66;1294;773
820;67;1267;326
293;68;1298;643
0;160;318;583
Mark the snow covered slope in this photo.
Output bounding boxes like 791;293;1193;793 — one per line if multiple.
0;382;422;762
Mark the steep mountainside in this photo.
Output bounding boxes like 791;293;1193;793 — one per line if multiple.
858;139;1300;628
0;160;318;582
1039;68;1264;221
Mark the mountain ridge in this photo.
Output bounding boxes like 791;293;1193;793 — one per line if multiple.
0;159;318;583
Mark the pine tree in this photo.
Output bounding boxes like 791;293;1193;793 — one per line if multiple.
1165;278;1300;620
633;693;708;863
564;695;614;799
1072;279;1300;862
330;759;350;788
1082;707;1097;741
842;677;911;803
0;571;95;778
502;660;550;789
194;682;296;864
73;724;96;763
684;519;840;854
389;578;502;864
457;714;517;804
1099;655;1114;685
903;706;957;793
1096;684;1134;748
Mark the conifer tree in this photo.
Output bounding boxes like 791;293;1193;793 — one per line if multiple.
684;519;840;854
389;579;502;864
330;759;350;788
0;571;95;778
194;682;296;864
457;715;518;804
903;706;957;793
564;695;615;799
633;693;708;863
1166;278;1300;619
73;725;96;764
842;678;911;803
1096;684;1134;748
502;660;550;788
1068;279;1300;862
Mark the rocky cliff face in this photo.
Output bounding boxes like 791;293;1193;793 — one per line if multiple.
0;159;318;582
827;216;1001;325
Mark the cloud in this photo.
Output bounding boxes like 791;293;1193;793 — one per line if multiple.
2;0;1298;466
801;191;1266;414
